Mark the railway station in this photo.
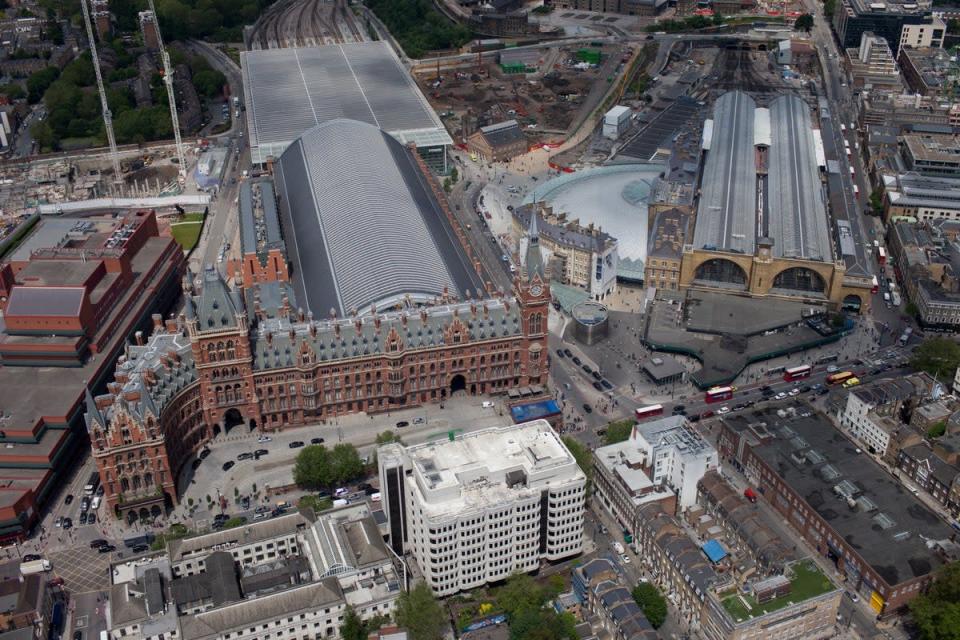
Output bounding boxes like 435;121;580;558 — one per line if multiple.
240;41;453;171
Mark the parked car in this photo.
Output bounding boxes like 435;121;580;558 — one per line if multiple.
555;349;565;358
237;452;254;461
97;544;116;554
289;441;305;449
191;459;203;471
700;410;714;419
395;421;409;428
257;435;272;443
64;494;74;505
582;403;593;414
61;518;72;530
222;461;235;471
601;379;613;390
132;544;150;554
199;448;212;460
592;381;603;391
254;449;268;457
23;554;40;562
78;513;88;526
89;539;107;549
563;349;573;358
88;513;97;525
310;438;325;445
572;357;582;366
716;406;730;415
214;513;230;523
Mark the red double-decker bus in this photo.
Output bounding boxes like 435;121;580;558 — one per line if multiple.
705;386;734;403
871;275;879;294
635;404;664;421
783;365;812;382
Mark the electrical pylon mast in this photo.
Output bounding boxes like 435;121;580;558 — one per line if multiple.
147;0;187;182
79;0;121;186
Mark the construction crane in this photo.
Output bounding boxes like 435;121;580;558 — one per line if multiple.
147;0;187;181
79;0;121;187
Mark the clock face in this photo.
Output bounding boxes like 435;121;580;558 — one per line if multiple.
530;284;543;297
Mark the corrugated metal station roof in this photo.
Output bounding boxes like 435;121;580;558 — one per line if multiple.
241;42;452;164
273;119;484;318
767;94;832;261
694;91;757;253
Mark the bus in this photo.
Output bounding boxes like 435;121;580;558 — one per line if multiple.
842;377;861;388
826;371;855;385
877;246;886;266
705;386;734;403
783;365;812;381
871;274;879;294
83;471;100;496
816;354;839;365
635;404;664;421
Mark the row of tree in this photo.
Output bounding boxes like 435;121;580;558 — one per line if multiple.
293;443;365;489
368;0;471;59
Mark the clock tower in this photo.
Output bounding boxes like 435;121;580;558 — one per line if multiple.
516;211;550;385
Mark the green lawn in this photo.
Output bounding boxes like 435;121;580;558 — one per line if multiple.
722;560;835;622
170;213;206;250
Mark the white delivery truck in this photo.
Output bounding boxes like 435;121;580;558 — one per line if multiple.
20;559;51;575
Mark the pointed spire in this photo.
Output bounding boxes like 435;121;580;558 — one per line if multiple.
524;210;545;281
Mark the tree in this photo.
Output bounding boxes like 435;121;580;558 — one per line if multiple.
496;574;546;617
30;120;57;151
562;436;592;494
604;419;634;445
396;582;445;640
293;444;333;489
910;337;960;381
375;430;402;445
340;606;366;640
868;187;885;215
823;0;836;17
911;563;960;640
298;494;333;514
794;13;814;31
26;66;59;103
632;583;668;629
330;443;364;484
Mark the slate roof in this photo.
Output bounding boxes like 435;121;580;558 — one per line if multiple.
902;443;959;487
169;552;242;608
195;265;242;331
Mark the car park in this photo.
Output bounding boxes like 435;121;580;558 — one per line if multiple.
222;461;235;471
289;441;305;448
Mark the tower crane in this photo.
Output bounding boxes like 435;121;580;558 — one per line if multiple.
79;0;121;187
147;0;187;181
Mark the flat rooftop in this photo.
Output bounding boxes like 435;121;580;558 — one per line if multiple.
398;420;585;518
720;559;836;623
727;405;955;587
241;42;452;165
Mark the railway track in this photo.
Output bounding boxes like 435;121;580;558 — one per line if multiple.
250;0;364;49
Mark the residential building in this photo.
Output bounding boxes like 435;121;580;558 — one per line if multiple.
0;210;184;541
884;174;960;223
378;420;586;596
859;92;960;129
0;574;57;640
887;222;960;329
899;16;946;49
594;415;717;534
513;204;618;299
717;406;957;615
466;120;528;162
591;582;659;640
898;443;960;515
846;32;903;91
901;134;960;178
634;503;720;626
138;10;159;51
833;0;932;54
834;374;933;457
645;207;691;291
87;119;552;521
109;503;402;640
910;400;953;431
898;46;953;97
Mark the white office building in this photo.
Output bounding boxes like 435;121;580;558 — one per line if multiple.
834;377;927;456
594;416;719;526
378;420;585;596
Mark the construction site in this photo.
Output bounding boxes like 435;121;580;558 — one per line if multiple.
416;42;631;141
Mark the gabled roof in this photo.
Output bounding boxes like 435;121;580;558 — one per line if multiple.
195;266;240;331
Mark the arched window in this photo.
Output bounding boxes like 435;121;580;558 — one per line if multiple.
144;472;153;487
528;313;543;334
132;475;142;490
226;340;235;360
120;477;130;492
207;343;217;362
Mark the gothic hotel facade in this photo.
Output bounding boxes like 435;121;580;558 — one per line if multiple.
85;119;551;522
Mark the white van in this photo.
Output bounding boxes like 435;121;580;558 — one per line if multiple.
91;495;102;510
